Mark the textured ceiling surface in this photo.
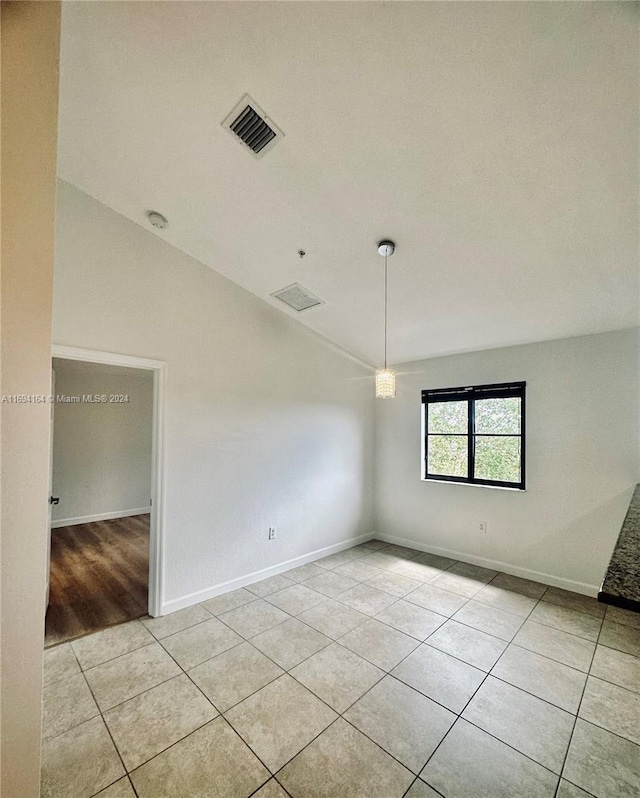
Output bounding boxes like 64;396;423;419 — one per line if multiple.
58;1;639;365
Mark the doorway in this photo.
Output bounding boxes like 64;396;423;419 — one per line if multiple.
46;346;166;646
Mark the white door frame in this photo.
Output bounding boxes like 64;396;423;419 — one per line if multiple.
51;344;167;617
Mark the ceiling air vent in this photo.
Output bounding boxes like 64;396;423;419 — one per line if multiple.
222;94;284;158
271;283;324;312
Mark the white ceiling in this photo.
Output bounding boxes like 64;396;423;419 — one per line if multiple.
57;1;639;366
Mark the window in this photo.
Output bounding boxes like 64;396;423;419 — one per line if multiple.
422;381;525;489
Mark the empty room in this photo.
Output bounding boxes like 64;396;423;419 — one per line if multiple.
47;357;154;646
2;2;639;798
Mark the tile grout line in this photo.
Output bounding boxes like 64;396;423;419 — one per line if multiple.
192;564;465;786
518;614;604;645
44;542;639;797
551;609;605;798
471;585;591;786
216;714;280;789
400;775;447;798
246;777;291;798
271;775;293;798
188;595;402;727
91;647;193;709
48;539;601;643
44;643;141;798
271;714;345;784
95;631;247;785
60;544;444;672
213;654;378;784
110;630;280;793
59;629;635;791
101;675;210;795
319;583;512;786
156;591;392;785
70;617;163;668
477;593;594;713
416;578;557;794
125;774;140;798
63;572;636;764
119;623;279;786
55;567;585;755
251;593;594;723
81;667;135;797
133;633;287;782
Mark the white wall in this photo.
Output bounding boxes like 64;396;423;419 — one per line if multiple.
1;3;60;795
375;329;640;594
53;181;374;612
52;362;153;525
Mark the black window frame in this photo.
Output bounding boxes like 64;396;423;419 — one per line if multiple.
422;381;526;490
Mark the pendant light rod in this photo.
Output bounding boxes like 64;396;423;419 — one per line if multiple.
377;240;395;370
384;251;388;369
375;240;396;399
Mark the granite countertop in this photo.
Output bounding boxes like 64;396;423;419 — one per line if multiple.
599;483;640;612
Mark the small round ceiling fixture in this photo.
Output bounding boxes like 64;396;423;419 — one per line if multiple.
147;211;168;230
377;240;395;257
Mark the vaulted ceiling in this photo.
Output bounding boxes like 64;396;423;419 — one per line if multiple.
57;1;639;366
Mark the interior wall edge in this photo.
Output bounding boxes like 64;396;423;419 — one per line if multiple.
1;2;61;794
161;530;374;615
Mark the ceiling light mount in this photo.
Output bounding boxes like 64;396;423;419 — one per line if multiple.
377;240;395;257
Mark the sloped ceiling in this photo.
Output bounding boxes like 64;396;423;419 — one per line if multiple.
57;1;639;365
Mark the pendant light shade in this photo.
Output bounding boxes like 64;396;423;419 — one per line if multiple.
376;239;396;399
375;368;396;398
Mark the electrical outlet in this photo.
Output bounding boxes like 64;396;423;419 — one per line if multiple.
479;521;487;534
268;526;277;540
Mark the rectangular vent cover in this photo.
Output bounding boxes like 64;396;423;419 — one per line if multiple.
271;283;324;312
222;94;284;158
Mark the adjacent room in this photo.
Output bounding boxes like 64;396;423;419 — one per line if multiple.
46;357;154;646
2;2;639;798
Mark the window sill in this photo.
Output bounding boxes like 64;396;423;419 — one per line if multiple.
421;478;525;492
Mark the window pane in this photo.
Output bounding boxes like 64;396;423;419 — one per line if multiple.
475;397;521;434
428;401;468;434
474;436;521;483
427;435;468;477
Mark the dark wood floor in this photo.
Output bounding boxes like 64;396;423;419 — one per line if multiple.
45;514;149;647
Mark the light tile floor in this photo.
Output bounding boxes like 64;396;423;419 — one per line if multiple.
41;540;640;798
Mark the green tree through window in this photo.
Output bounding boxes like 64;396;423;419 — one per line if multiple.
422;383;525;489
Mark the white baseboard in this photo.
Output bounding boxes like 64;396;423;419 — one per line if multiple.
161;532;373;615
373;531;599;597
51;507;151;528
160;528;600;617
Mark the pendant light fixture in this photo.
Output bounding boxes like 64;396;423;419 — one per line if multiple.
375;239;396;398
